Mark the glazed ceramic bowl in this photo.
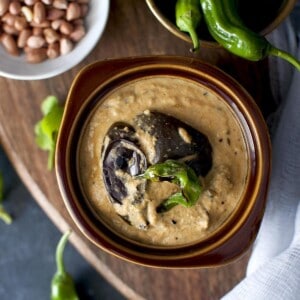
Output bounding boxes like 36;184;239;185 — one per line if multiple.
146;0;297;48
56;56;271;268
0;0;109;80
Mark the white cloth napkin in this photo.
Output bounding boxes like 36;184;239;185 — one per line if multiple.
223;4;300;300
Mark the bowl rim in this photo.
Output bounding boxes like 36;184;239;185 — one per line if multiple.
145;0;298;48
56;55;271;268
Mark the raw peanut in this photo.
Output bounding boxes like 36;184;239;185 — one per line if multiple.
2;13;16;26
60;37;73;55
3;24;19;35
25;47;47;63
9;1;21;15
24;0;39;6
53;0;68;10
17;28;31;47
41;0;53;5
51;19;62;30
47;8;65;20
21;6;33;22
0;0;9;17
30;20;50;28
73;19;84;26
66;2;81;21
80;4;89;17
0;0;89;63
43;27;60;43
23;45;31;53
59;20;73;35
33;2;46;24
1;33;19;55
27;35;46;48
14;16;28;31
47;41;59;58
70;24;85;42
32;26;43;36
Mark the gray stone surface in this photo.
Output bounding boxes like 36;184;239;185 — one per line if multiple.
0;147;124;300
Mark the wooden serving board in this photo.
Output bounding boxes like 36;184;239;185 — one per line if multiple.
0;1;275;299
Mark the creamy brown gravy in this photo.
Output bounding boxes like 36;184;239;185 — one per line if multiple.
78;76;249;246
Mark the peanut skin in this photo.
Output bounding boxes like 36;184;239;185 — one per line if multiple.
1;33;19;55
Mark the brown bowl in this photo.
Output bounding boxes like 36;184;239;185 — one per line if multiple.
146;0;297;48
56;56;271;268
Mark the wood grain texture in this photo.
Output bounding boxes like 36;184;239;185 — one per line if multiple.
0;1;275;299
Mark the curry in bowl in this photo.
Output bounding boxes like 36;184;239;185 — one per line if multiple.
78;76;249;246
56;56;270;267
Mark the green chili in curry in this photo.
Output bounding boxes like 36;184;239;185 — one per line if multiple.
139;159;202;212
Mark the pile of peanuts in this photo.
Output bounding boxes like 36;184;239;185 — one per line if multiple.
0;0;89;63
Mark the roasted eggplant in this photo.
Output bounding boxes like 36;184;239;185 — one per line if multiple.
101;111;212;210
135;111;212;176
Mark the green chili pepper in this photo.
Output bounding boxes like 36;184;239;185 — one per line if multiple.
175;0;202;51
200;0;300;71
139;159;202;212
51;230;79;300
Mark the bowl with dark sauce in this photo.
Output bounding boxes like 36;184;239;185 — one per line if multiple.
56;56;271;267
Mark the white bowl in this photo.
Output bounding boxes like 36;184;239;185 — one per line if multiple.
0;0;110;80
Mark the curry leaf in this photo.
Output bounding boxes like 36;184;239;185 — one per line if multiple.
41;95;60;115
35;96;63;170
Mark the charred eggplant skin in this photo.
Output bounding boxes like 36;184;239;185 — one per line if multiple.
101;124;147;204
106;122;136;142
135;111;212;176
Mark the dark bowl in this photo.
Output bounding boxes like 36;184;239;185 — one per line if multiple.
145;0;297;48
56;56;271;268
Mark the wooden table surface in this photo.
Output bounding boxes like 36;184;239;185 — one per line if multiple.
0;1;276;299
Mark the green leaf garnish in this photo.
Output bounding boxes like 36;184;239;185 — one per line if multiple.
35;96;63;170
41;95;60;115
